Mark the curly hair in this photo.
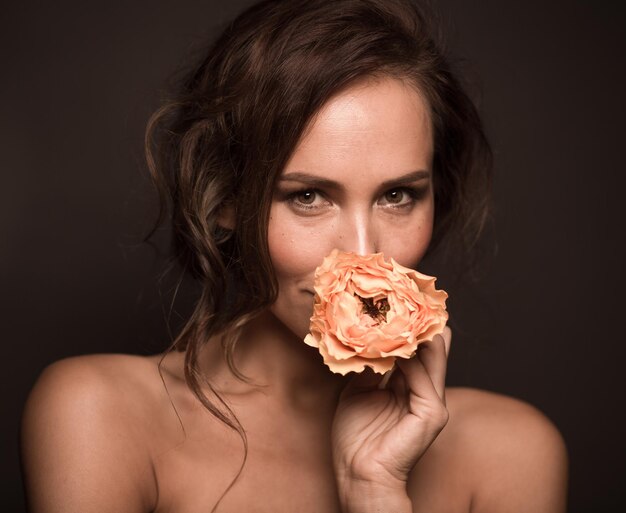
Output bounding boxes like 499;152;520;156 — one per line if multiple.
145;0;492;456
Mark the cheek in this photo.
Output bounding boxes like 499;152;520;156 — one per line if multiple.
267;206;329;338
267;207;328;282
381;207;434;268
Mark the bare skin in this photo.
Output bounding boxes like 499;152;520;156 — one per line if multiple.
21;78;568;512
21;339;567;512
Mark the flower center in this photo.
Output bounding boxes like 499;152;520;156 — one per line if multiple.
356;295;390;323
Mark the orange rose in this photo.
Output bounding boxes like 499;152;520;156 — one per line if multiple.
304;249;448;375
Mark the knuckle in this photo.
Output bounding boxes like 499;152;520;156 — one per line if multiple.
432;403;449;426
420;401;449;427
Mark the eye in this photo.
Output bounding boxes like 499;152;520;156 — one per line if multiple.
284;188;330;212
378;187;422;208
384;190;405;204
297;190;317;205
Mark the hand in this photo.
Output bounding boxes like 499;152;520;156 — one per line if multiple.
332;327;452;501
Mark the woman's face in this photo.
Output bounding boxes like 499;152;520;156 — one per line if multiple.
268;77;435;340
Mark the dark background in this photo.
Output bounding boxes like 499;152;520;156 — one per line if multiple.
2;0;625;511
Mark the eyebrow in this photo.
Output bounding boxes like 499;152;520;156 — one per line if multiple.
278;170;431;191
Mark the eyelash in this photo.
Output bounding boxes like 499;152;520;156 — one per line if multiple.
284;187;427;212
284;189;326;211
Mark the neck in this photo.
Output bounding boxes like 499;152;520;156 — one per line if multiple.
197;309;346;410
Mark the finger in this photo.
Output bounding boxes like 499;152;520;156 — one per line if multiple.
340;366;383;399
413;334;447;403
389;365;408;398
442;326;452;358
377;366;396;390
396;354;442;409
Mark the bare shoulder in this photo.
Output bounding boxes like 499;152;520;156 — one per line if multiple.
445;387;568;459
444;387;569;513
21;354;163;513
23;354;164;427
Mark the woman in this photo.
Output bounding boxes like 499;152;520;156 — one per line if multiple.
20;0;568;511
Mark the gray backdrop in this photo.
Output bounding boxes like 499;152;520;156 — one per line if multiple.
3;1;625;511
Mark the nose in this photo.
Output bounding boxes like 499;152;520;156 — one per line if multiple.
336;209;378;255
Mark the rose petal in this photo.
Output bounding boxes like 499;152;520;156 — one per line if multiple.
304;250;448;374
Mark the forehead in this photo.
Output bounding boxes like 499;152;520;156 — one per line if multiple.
284;77;433;179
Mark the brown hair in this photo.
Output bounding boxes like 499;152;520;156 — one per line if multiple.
145;0;492;487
